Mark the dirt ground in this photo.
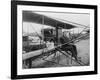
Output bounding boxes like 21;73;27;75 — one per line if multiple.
76;39;90;65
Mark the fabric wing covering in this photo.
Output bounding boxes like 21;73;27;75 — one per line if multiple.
23;11;76;29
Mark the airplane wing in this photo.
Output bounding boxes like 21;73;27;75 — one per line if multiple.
22;47;56;60
23;11;76;29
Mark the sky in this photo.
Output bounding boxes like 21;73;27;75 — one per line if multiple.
23;11;90;35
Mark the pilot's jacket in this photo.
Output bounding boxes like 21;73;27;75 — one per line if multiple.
60;35;78;60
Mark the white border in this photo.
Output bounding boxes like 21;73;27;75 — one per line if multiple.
17;5;94;75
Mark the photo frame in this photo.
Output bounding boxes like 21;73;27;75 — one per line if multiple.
11;0;98;79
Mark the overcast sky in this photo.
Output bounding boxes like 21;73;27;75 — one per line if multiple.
23;11;90;34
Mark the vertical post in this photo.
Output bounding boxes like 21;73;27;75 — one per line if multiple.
73;28;74;39
42;15;45;53
27;20;30;52
42;15;44;41
28;58;32;68
56;22;58;46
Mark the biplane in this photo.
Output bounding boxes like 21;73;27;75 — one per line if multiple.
22;11;90;68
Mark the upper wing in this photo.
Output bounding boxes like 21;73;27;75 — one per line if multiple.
23;11;76;29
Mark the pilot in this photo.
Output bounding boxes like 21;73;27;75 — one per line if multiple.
60;31;78;60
